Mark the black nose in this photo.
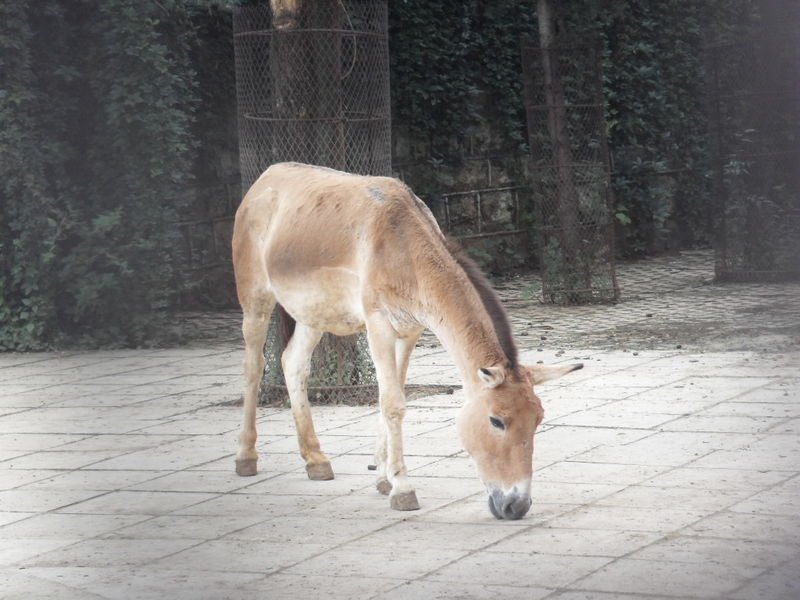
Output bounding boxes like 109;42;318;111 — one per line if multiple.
488;488;532;520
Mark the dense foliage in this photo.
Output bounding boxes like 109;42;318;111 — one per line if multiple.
1;1;199;349
391;0;738;256
390;0;536;158
1;0;761;349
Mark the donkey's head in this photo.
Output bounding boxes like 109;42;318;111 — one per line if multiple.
457;363;582;520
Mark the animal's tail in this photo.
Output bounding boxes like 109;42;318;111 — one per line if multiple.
276;304;296;349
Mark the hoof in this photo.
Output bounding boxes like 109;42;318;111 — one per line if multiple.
235;457;258;477
376;478;392;496
306;462;334;481
390;490;420;511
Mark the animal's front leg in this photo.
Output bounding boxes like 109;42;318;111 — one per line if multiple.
366;314;419;511
373;332;422;497
373;413;392;495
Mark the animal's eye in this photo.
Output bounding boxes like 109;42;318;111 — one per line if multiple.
489;416;505;430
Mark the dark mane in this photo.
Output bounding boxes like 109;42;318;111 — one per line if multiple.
444;238;519;371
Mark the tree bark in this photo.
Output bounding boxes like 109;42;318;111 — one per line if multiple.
537;0;580;285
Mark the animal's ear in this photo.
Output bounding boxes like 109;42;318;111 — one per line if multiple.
477;366;505;388
523;363;583;386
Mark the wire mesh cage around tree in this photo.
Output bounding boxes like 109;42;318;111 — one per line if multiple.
521;36;619;304
233;1;391;405
233;1;391;187
706;11;800;282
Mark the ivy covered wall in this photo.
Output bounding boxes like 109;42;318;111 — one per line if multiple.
389;0;737;258
1;0;761;349
0;1;199;349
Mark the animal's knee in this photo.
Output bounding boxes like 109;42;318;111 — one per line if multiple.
381;393;407;423
244;354;265;383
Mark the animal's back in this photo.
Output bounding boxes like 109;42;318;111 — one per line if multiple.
233;163;444;335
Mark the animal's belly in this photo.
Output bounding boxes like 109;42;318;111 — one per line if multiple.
271;267;366;336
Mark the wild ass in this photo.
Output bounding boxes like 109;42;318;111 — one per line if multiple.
231;162;581;520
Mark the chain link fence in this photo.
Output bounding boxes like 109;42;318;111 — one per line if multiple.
706;11;800;282
233;1;391;404
521;36;619;304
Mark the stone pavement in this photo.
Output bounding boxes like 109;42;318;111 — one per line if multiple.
1;250;799;599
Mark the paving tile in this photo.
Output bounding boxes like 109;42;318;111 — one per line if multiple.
0;537;79;566
237;472;371;497
639;466;790;491
535;461;669;486
570;558;763;598
574;431;758;467
530;481;625;506
0;433;87;452
53;434;183;453
690;436;800;471
124;469;275;494
731;564;800;600
21;469;163;492
18;537;200;568
488;527;660;558
176;492;328;518
727;487;800;516
224;513;388;546
0;469;64;490
88;437;231;471
381;580;552;600
244;573;403;600
702;400;800;418
55;490;217;516
540;397;610;420
597;484;752;512
426;551;611;589
157;538;330;573
356;520;518;552
660;414;785;434
0;513;149;539
23;566;265;600
630;534;797;569
0;249;798;599
108;513;268;541
0;512;37;528
0;489;105;513
286;539;468;580
683;511;800;545
535;426;652;466
549;592;675;600
546;505;707;533
0;568;109;599
2;450;129;471
770;417;800;434
549;405;676;429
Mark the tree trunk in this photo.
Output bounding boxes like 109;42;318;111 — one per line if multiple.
537;0;580;292
266;0;362;391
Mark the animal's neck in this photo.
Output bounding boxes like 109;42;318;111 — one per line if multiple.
422;270;508;388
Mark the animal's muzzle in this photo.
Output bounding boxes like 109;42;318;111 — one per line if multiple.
487;486;532;520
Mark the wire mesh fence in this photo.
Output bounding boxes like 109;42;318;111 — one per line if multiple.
521;36;619;304
233;1;391;405
706;12;800;282
233;1;391;187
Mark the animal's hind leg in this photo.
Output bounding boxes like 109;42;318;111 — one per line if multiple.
236;304;274;476
282;323;334;480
